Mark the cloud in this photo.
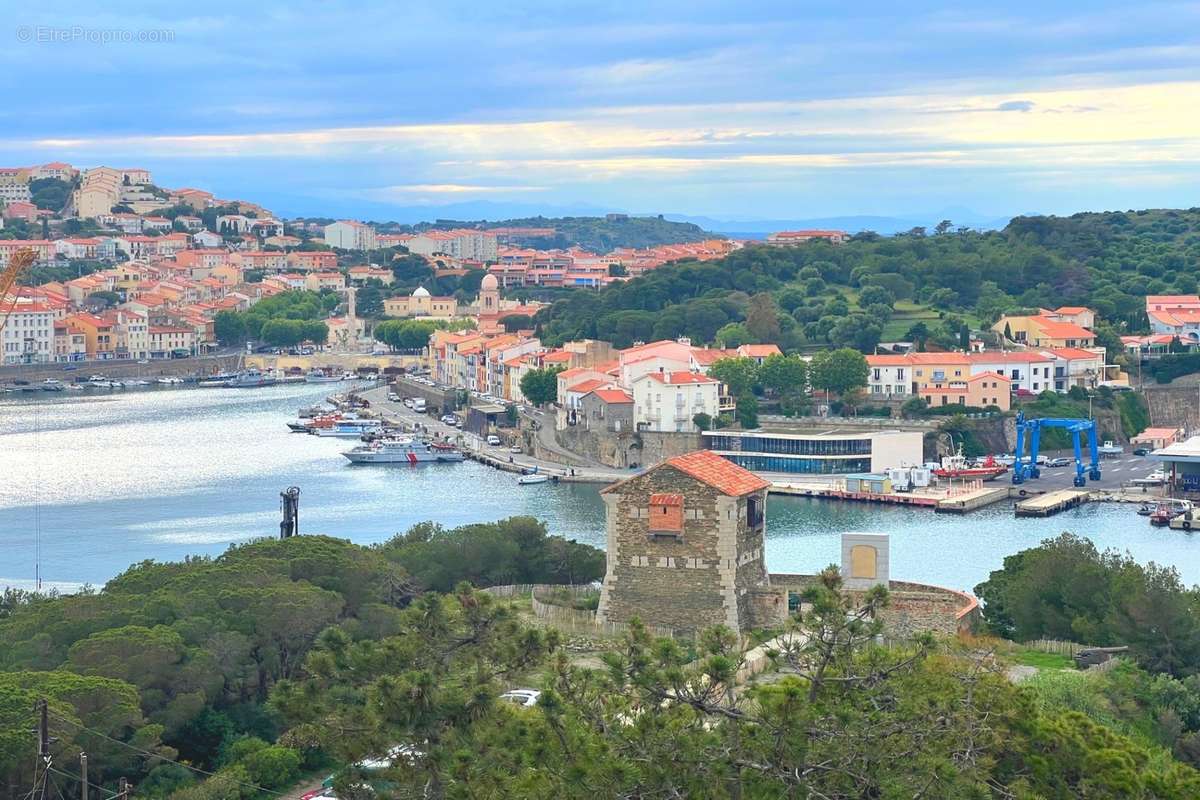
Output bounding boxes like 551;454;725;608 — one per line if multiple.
995;100;1036;112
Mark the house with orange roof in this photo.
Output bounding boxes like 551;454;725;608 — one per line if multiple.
966;351;1056;394
62;312;117;359
631;370;720;432
287;250;338;272
578;387;635;432
54;319;88;362
765;229;849;245
865;354;914;397
618;339;696;386
919;371;1011;410
993;312;1096;348
304;271;346;292
736;343;783;363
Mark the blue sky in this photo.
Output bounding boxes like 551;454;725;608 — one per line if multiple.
2;1;1199;222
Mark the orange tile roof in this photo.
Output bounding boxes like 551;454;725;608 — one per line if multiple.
690;348;737;365
589;388;633;404
866;354;911;365
907;352;970;364
645;371;718;385
567;378;611;394
1054;306;1089;314
1030;316;1094;340
1047;347;1101;360
665;450;771;496
738;344;782;357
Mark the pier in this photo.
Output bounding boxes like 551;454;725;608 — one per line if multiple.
1014;489;1091;517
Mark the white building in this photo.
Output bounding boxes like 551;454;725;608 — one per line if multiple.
865;355;911;397
1;303;57;364
404;229;498;261
193;230;222;248
0;183;32;203
966;352;1057;394
632;371;720;433
324;220;377;251
702;429;924;475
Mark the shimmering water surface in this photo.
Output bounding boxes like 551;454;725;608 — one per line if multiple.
1;384;1198;592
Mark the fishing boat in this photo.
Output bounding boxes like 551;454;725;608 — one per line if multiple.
223;369;277;388
305;369;342;383
41;379;65;392
517;473;550;485
1149;499;1192;527
342;438;464;464
933;448;1007;481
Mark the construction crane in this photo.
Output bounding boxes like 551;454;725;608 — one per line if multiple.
0;247;39;335
1011;411;1101;488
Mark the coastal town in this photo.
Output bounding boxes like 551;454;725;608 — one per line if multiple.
6;2;1200;797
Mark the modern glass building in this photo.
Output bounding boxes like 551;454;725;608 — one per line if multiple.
703;429;924;475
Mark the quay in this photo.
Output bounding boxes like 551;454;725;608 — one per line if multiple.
768;479;1010;513
1014;489;1091;517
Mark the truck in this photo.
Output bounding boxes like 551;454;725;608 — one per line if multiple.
412;398;427;413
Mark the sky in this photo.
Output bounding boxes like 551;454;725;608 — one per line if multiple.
1;1;1199;223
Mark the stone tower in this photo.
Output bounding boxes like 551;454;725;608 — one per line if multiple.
595;450;772;633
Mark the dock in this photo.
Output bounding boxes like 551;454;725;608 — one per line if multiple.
1014;489;1091;517
935;487;1010;513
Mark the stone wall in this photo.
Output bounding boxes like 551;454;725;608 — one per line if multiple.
0;354;242;383
766;574;979;638
554;425;701;468
1142;386;1200;431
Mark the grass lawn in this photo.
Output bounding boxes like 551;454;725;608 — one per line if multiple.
1012;650;1076;670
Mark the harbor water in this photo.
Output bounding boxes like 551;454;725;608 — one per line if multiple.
1;383;1198;593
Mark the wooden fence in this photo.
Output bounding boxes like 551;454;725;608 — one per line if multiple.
1022;638;1089;656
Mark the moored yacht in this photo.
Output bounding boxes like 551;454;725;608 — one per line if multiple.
311;419;384;437
343;438;464;464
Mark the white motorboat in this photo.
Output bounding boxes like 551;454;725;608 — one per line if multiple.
156;376;185;385
517;473;550;485
343;438;465;464
223;369;277;388
1098;440;1124;456
305;370;342;383
312;420;384;438
41;379;65;392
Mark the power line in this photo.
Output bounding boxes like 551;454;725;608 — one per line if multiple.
47;711;287;797
47;766;119;800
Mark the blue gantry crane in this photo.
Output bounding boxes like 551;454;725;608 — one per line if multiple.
1011;411;1101;487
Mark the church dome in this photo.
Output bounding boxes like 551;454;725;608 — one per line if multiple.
412;286;431;297
480;273;498;290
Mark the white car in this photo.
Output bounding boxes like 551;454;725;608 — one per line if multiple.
499;689;541;708
509;445;522;454
487;435;501;446
403;398;414;408
387;393;399;402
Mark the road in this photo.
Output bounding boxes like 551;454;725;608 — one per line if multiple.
1010;451;1161;491
358;385;628;482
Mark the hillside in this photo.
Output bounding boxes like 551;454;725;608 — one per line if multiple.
535;208;1200;354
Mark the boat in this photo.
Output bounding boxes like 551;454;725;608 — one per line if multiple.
1137;503;1155;516
64;383;83;391
223;370;277;388
1098;440;1124;456
933;448;1007;481
1132;471;1168;486
517;473;550;485
41;379;65;392
130;379;152;386
305;370;342;383
298;404;334;418
197;373;235;386
1149;499;1192;527
156;376;185;385
342;438;465;464
311;419;384;438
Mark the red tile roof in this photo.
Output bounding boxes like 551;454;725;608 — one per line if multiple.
645;370;717;385
588;388;633;404
567;378;611;394
738;344;782;357
665;450;771;496
866;354;911;365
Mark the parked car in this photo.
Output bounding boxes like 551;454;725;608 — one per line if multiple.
1045;457;1072;467
1133;447;1151;456
403;398;414;408
499;689;541;708
509;445;522;454
387;392;399;402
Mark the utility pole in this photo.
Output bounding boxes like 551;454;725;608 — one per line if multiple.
80;753;88;800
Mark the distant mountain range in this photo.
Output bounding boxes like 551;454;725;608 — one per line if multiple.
661;208;1019;237
263;191;1020;237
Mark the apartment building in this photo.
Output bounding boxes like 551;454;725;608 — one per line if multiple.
0;303;56;364
324;220;377;251
405;229;498;261
632;371;720;433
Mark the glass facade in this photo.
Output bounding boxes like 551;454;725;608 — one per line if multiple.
706;434;871;456
721;454;873;474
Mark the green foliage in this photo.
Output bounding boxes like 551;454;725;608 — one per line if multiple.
381;517;604;592
708;357;758;398
29;177;71;211
757;353;808;395
519;366;562;406
692;412;712;430
501;313;534;332
373;319;437;351
975;533;1200;676
214;291;335;346
1152;353;1200;384
808;347;869;396
735;394;759;428
480;214;712;252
